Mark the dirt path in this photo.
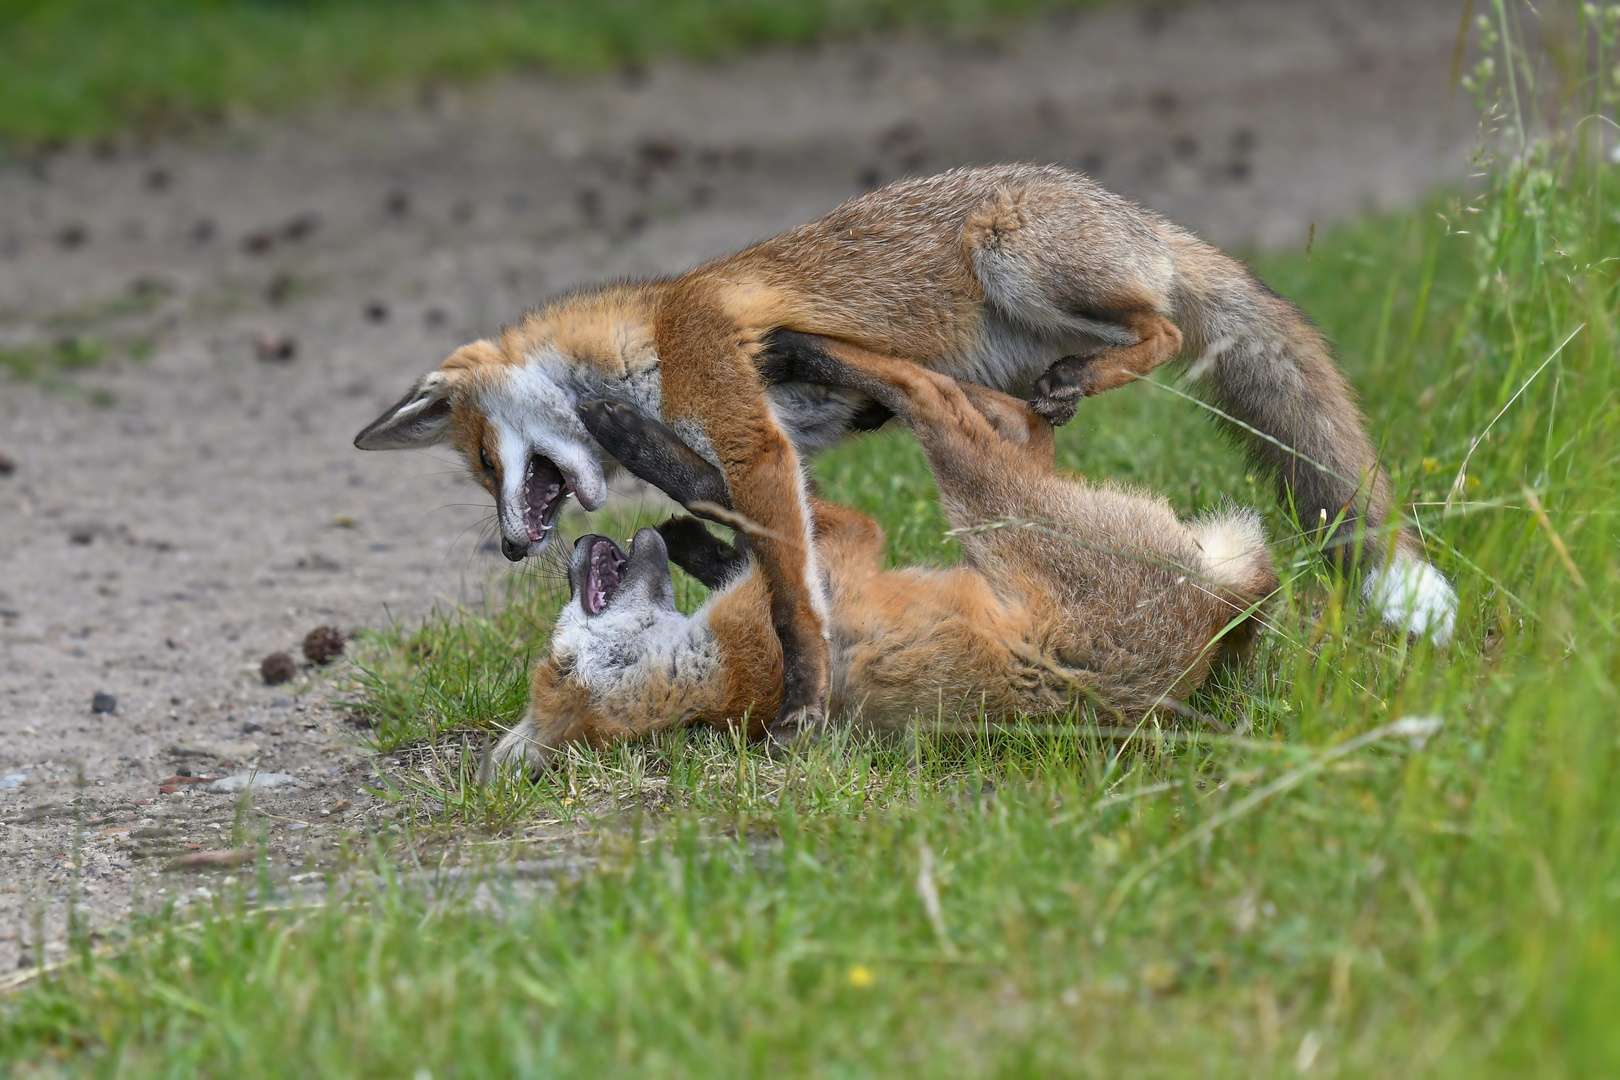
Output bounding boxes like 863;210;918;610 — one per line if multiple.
0;0;1472;974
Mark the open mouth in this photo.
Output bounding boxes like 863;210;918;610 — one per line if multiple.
523;455;573;543
582;537;629;615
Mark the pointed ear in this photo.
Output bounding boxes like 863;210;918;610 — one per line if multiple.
354;371;458;450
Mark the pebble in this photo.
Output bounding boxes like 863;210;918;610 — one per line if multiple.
0;452;14;475
91;691;117;714
241;720;264;734
1;773;27;790
208;772;298;793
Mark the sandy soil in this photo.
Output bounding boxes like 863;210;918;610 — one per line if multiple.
0;0;1474;975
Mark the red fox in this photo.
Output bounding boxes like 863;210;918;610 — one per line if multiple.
355;164;1457;744
485;342;1277;773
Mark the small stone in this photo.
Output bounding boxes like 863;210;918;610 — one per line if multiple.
69;529;94;545
260;652;296;685
384;190;410;217
241;720;264;734
364;300;389;323
302;625;345;665
266;273;294;305
176;764;192;777
281;213;321;241
91;691;117;714
242;229;276;254
0;452;14;475
269;696;292;708
208;772;297;793
254;333;297;363
56;223;88;249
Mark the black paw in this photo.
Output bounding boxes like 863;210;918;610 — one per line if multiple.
577;397;731;511
1029;356;1097;427
656;515;749;589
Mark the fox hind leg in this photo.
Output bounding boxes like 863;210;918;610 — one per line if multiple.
1027;307;1184;426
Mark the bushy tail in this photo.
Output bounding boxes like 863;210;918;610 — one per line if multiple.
1165;231;1457;644
1166;232;1407;566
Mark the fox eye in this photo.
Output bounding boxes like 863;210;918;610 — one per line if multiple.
479;448;496;475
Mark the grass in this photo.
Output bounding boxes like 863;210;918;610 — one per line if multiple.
0;0;1112;144
5;14;1620;1078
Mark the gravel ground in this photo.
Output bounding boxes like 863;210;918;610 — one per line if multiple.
0;0;1473;977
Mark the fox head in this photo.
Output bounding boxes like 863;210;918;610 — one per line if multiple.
549;527;689;681
353;331;638;561
485;527;719;778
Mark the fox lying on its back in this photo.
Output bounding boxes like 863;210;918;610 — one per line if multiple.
488;337;1277;773
357;164;1456;747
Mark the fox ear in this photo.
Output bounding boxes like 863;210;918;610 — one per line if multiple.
354;371;457;450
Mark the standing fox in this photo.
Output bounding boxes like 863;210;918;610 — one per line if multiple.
356;164;1457;744
487;341;1277;773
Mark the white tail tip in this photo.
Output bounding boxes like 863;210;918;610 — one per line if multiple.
1364;554;1457;647
1193;509;1270;592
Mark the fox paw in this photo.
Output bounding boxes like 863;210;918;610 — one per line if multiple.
482;718;556;783
1029;355;1101;426
763;702;828;756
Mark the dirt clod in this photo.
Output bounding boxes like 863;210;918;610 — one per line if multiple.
255;333;297;362
282;213;321;241
90;692;117;714
303;625;345;665
260;652;297;685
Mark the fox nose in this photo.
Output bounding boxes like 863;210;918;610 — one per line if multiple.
500;537;527;562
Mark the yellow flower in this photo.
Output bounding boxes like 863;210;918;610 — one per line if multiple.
1422;457;1439;474
847;964;875;989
